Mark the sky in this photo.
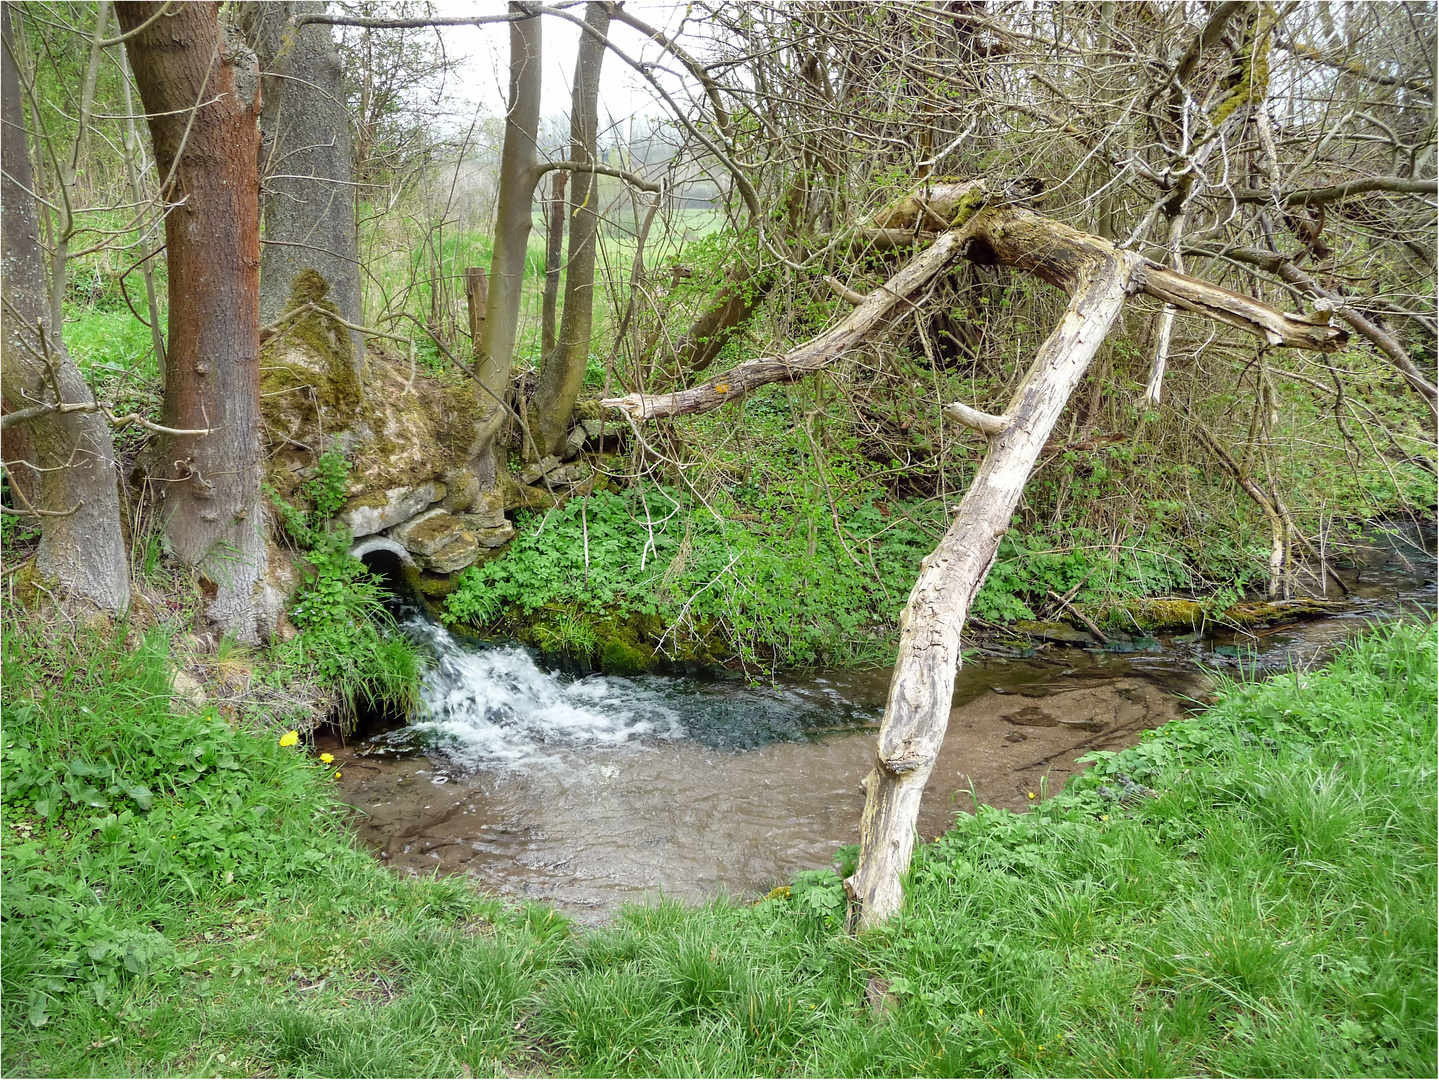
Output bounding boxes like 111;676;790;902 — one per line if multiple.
427;1;695;133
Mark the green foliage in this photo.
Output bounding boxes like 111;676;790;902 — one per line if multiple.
63;305;162;382
1;622;367;1026
269;454;423;714
447;487;940;668
3;623;1434;1076
973;529;1192;623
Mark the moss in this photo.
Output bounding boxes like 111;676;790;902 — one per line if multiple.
600;638;650;677
415;572;462;600
949;186;988;228
12;560;54;610
344;488;397;512
405;514;457;548
259;271;365;500
1085;596;1340;632
1209;24;1271;128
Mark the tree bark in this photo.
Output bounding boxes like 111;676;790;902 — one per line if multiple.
1;7;130;615
846;238;1139;928
470;2;542;490
237;0;364;369
117;0;270;641
603;229;976;419
665;263;776;376
532;1;612;458
540;168;567;361
1191;245;1438;415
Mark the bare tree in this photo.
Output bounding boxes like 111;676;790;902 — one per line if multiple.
531;1;612;458
605;186;1346;926
1;6;129;616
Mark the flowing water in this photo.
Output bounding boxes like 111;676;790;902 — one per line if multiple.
327;522;1435;922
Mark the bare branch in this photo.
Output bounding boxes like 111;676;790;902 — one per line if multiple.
943;401;1007;435
1228;177;1439;206
531;159;660;193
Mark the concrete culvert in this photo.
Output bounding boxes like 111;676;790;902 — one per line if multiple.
351;536;415;592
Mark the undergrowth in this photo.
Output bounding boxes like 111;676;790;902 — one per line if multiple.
269;452;424;718
3;619;1432;1077
446;485;1199;670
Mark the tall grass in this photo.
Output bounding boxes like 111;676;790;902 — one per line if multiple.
3;619;1433;1076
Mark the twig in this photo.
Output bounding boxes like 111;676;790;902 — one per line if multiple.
1047;589;1109;645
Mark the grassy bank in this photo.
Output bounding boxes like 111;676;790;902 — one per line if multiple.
3;616;1434;1077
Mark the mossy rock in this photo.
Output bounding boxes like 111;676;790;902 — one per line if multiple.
1086;598;1208;632
599;637;651;677
415;571;463;600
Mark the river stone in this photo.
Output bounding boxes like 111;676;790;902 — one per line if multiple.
392;509;480;572
393;508;465;556
423;532;481;573
341;480;445;538
505;483;557;510
546;463;591;485
1013;620;1094;645
518;455;564;486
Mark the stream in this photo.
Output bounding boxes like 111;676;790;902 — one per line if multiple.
326;522;1435;922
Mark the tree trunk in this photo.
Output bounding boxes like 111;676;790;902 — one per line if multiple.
540;169;567;361
470;2;542;491
466;267;488;358
1;8;130;615
845;237;1139;928
665;263;776;376
237;0;364;369
532;1;612;458
117;0;270;641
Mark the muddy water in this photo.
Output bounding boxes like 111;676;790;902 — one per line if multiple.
329;523;1434;921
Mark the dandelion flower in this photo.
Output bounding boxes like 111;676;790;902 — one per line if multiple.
279;730;300;748
319;753;334;765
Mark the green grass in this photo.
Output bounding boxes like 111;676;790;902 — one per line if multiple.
3;616;1434;1077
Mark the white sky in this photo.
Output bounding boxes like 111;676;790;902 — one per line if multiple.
427;2;693;135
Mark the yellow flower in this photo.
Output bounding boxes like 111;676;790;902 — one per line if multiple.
319;753;334;765
334;771;342;779
1027;791;1036;800
279;730;299;748
978;1008;984;1016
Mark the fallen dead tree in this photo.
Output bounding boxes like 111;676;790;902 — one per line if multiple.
602;184;1346;930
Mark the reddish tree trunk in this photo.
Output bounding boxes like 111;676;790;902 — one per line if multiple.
117;1;271;640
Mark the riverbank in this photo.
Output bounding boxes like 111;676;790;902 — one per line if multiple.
428;494;1435;677
4;619;1433;1077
